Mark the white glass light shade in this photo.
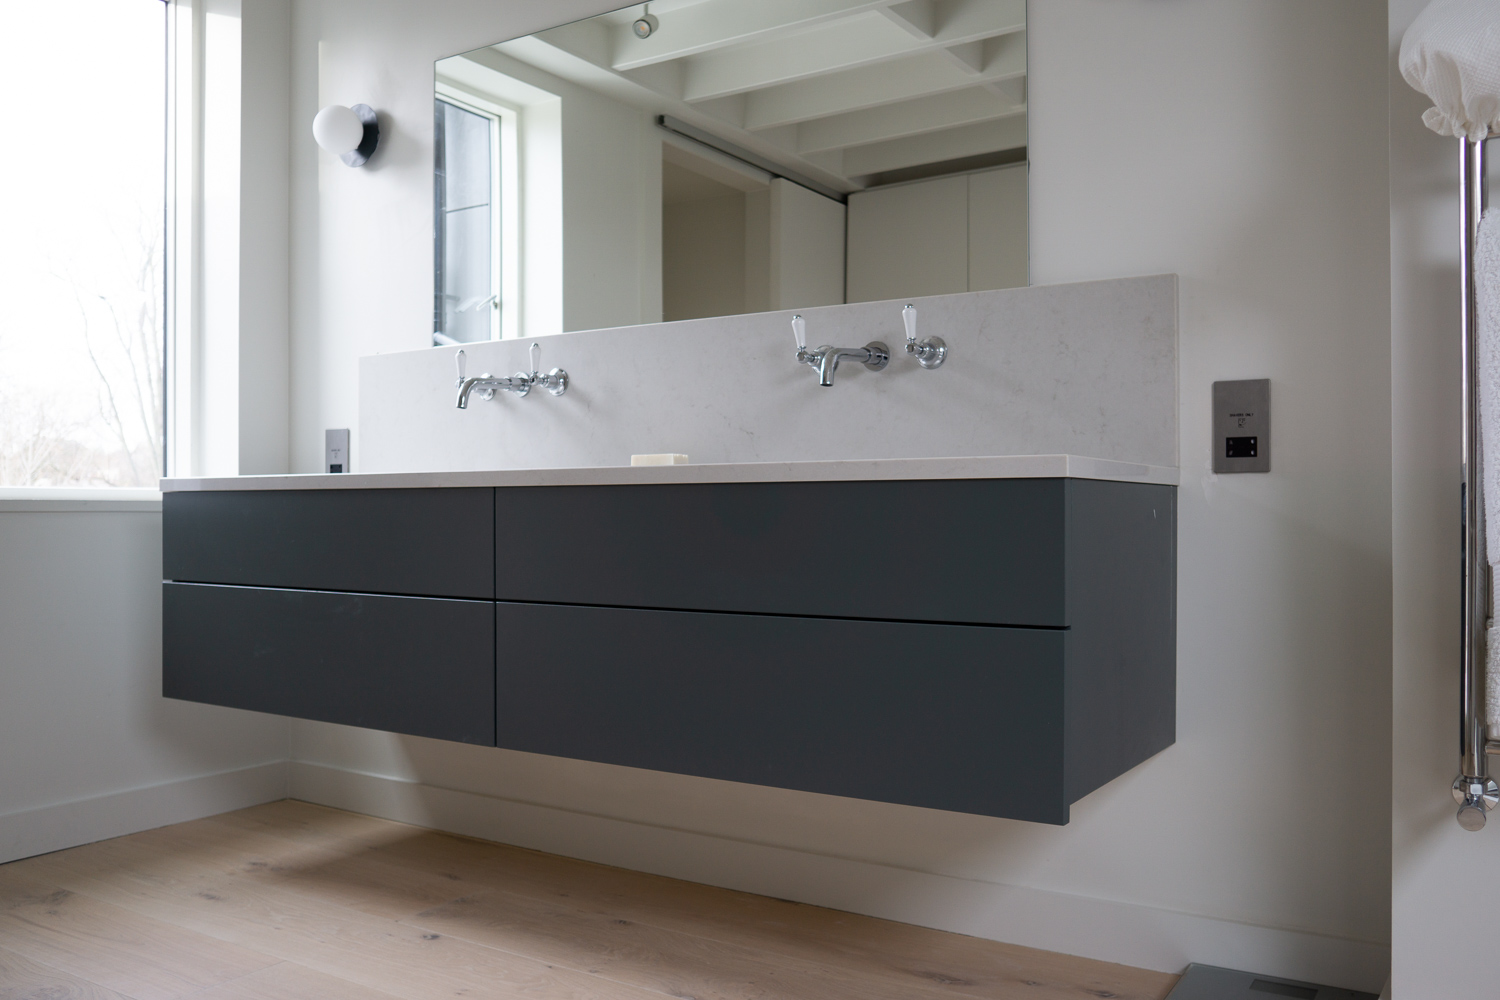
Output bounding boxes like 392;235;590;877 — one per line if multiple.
312;104;364;154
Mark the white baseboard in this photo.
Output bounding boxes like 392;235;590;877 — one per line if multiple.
0;760;289;865
289;761;1389;993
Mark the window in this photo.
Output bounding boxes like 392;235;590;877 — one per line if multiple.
0;0;168;487
434;96;501;345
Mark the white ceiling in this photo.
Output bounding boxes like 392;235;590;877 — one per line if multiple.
489;0;1026;193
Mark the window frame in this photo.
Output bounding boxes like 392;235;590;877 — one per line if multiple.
434;85;518;343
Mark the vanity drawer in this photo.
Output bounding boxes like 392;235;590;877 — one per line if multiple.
497;478;1069;625
164;488;494;598
163;582;496;745
497;478;1173;628
494;602;1069;822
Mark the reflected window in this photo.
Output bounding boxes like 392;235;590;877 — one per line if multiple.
434;98;500;344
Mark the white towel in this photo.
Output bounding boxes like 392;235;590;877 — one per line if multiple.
1400;0;1500;140
1479;207;1500;732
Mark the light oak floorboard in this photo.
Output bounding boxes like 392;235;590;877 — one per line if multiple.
0;944;131;1000
50;818;460;924
1;801;1179;1000
10;836;675;1000
0;865;277;1000
217;801;1179;1000
185;961;404;1000
71;819;1018;1000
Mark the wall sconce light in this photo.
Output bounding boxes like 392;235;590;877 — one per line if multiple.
312;104;379;167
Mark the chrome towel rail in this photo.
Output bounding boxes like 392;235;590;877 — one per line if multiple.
1455;135;1498;831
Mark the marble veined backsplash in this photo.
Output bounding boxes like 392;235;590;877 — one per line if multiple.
358;275;1178;474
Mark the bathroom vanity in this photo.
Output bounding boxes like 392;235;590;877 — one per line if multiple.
161;455;1176;826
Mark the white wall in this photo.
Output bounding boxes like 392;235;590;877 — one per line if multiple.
286;0;1393;990
195;0;291;477
236;0;292;473
1029;0;1391;982
0;498;288;864
1387;1;1500;996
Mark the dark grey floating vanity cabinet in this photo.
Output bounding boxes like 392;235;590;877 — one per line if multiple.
162;476;1176;824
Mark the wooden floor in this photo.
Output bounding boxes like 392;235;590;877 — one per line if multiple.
0;800;1178;1000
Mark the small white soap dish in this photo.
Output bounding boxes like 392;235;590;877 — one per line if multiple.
631;453;688;466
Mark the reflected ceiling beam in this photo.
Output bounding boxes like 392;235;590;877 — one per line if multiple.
680;0;1024;102
480;0;1029;193
742;32;1025;130
795;81;1024;154
570;0;896;71
842;114;1027;178
481;37;857;194
938;40;985;74
879;0;937;37
980;74;1025;102
879;0;1026;40
681;15;917;102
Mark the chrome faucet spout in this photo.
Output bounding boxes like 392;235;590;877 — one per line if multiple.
456;374;524;408
816;346;862;386
813;342;891;386
788;316;889;387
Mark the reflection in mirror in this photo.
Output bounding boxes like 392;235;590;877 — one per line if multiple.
434;0;1026;345
434;99;497;343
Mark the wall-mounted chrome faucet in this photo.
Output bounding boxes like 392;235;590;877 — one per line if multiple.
791;314;889;387
455;342;569;409
902;304;946;369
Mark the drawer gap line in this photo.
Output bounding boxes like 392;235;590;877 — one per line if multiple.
162;580;1072;630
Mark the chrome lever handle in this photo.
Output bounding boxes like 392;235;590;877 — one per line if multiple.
792;314;819;369
901;303;946;369
525;341;568;396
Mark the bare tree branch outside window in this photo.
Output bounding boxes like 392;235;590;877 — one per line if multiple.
0;0;166;488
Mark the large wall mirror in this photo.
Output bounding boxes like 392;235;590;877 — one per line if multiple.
433;0;1026;345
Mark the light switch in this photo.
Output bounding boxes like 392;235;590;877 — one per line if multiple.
1212;380;1269;473
326;428;350;474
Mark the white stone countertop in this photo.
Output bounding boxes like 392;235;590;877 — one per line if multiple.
161;454;1179;492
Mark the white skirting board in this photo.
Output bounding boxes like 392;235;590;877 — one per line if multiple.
0;761;289;865
289;761;1389;993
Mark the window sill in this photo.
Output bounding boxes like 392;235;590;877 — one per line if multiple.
0;488;163;513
